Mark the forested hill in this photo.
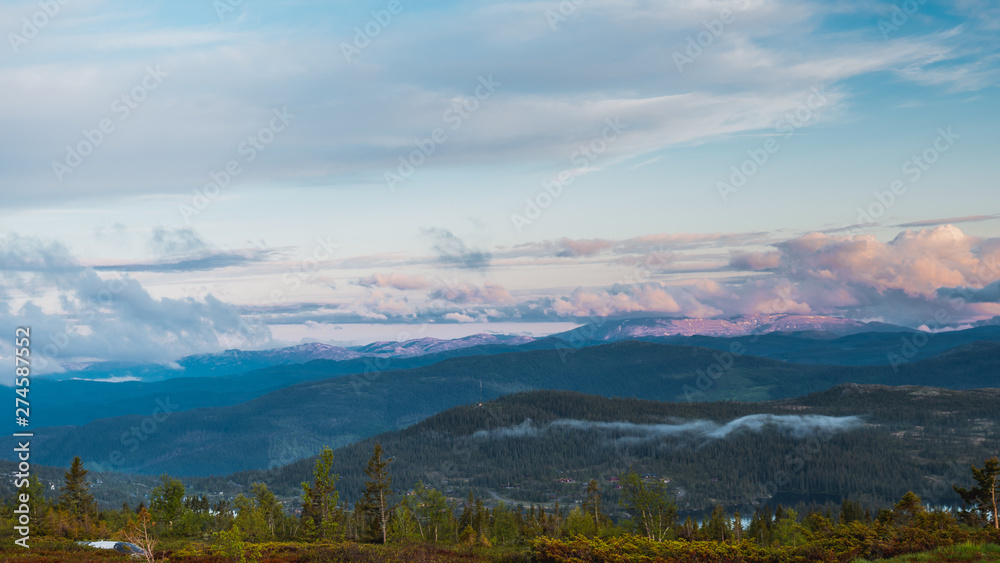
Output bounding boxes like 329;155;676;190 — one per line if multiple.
19;340;1000;477
211;384;1000;513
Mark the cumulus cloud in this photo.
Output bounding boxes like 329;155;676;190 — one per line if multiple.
552;286;675;316
0;236;270;372
775;226;998;298
443;312;477;323
429;282;513;304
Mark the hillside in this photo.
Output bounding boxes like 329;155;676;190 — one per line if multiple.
17;340;1000;477
25;325;1000;431
213;385;1000;513
654;325;1000;366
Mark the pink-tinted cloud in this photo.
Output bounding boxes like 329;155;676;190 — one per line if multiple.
729;250;782;271
549;284;683;317
356;272;432;290
776;225;993;298
337;226;1000;330
429;281;514;304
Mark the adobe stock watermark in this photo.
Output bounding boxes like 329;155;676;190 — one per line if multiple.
384;74;500;192
212;0;244;20
545;0;588;30
854;127;958;227
673;1;752;72
510;117;627;232
8;0;71;54
341;0;407;63
179;107;296;223
717;86;828;203
878;0;928;40
51;65;169;182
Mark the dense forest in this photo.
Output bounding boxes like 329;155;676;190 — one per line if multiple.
208;385;1000;512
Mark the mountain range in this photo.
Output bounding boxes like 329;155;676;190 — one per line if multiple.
20;338;1000;476
46;333;538;382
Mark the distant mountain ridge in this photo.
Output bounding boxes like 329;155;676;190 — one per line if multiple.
46;315;919;383
554;314;909;342
50;333;537;382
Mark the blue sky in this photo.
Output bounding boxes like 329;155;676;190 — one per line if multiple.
1;0;999;368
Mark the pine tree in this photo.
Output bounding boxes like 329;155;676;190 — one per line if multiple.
582;479;604;531
359;443;393;543
60;456;96;518
301;447;342;541
704;504;730;542
954;456;1000;529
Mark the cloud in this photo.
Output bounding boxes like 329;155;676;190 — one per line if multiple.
729;251;782;271
775;225;991;298
473;414;865;443
429;282;513;304
534;237;615;258
424;229;492;270
5;0;992;209
283;225;1000;329
544;282;731;319
896;215;998;228
148;227;209;256
0;236;270;371
443;312;477;323
355;273;432;290
91;249;278;273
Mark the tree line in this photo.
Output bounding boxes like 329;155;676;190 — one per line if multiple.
3;448;999;561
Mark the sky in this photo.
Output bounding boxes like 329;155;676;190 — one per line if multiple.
1;0;999;368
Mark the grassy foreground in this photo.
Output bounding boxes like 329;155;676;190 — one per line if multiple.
854;542;1000;563
0;538;530;562
3;539;1000;563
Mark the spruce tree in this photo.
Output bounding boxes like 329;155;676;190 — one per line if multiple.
359;443;393;543
60;456;96;517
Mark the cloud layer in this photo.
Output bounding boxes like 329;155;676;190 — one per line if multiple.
472;414;865;444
